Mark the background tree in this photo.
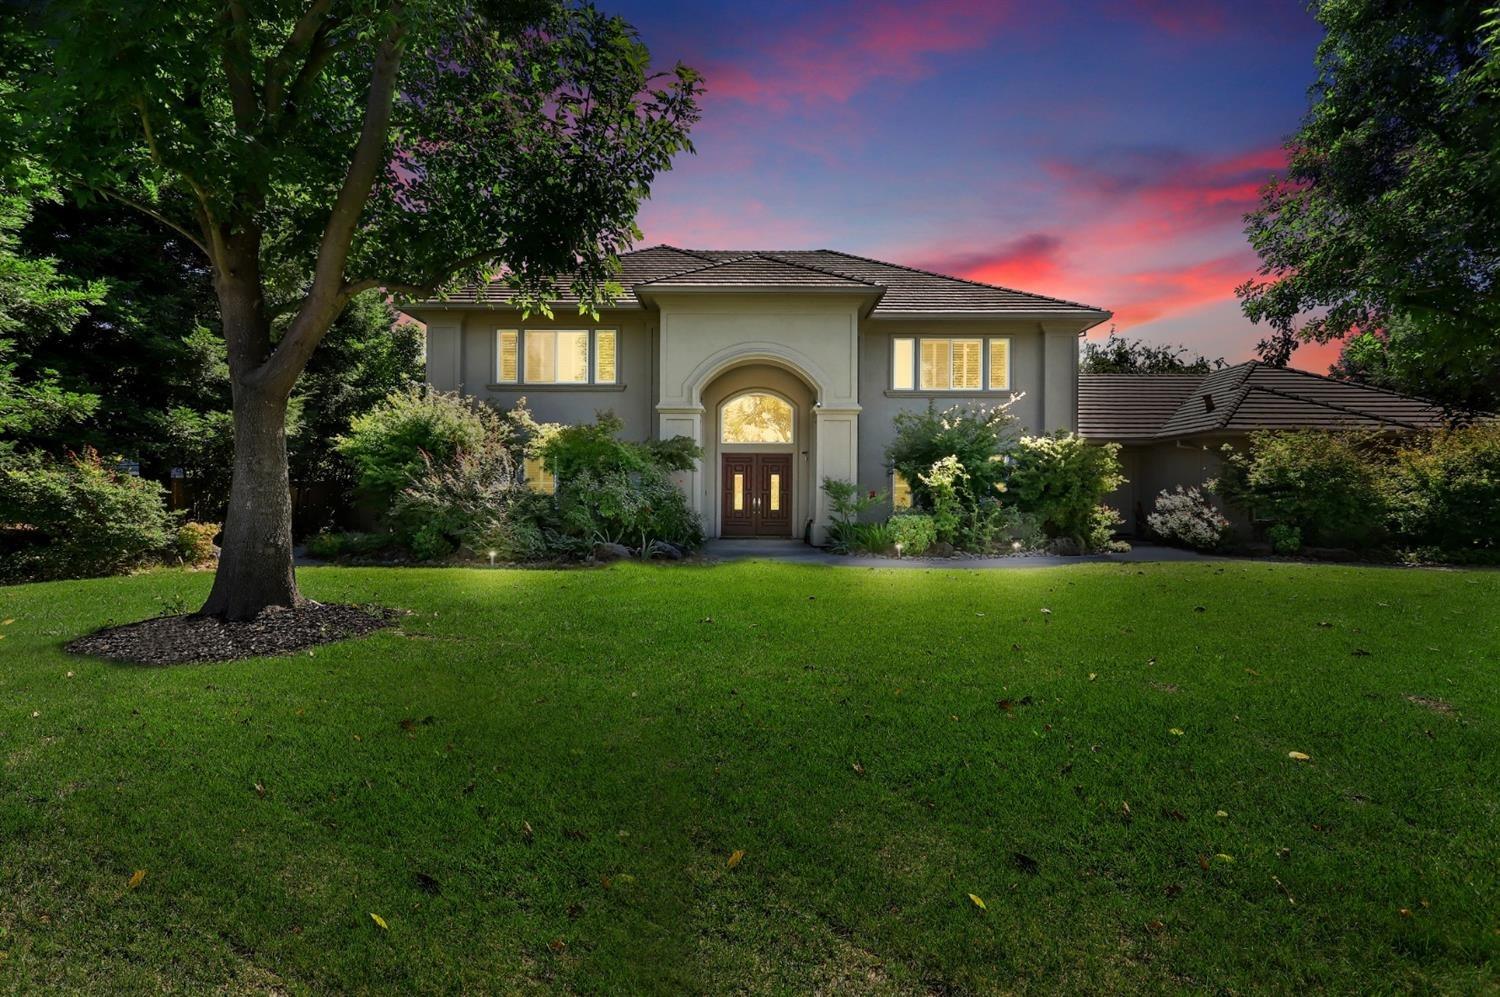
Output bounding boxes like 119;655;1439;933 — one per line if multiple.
1080;331;1222;375
0;177;103;455
7;1;701;618
1238;0;1500;413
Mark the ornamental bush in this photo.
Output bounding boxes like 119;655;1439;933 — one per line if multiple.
0;448;176;581
336;386;524;507
1146;486;1230;551
1005;433;1124;549
887;512;938;556
886;402;1017;508
1212;430;1384;547
1382;425;1500;553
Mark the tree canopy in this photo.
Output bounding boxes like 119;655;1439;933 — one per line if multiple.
1080;332;1222;375
1237;0;1500;412
4;0;702;618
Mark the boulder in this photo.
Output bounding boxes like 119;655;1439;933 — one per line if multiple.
593;542;632;562
1046;536;1083;557
651;542;685;561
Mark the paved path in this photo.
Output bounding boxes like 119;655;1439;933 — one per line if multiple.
701;538;1220;569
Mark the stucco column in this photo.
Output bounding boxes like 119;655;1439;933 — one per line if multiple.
812;405;859;545
1041;324;1079;433
657;404;705;521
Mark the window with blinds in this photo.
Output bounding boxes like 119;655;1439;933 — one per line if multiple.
497;328;620;385
988;337;1011;390
593;329;617;383
894;337;991;391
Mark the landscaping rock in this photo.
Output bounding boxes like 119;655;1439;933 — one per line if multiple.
650;542;684;560
1046;536;1083;556
593;542;632;562
927;541;956;557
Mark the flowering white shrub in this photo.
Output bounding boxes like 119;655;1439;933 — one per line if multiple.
1147;486;1229;551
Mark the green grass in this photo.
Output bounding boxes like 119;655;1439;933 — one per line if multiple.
1;561;1496;993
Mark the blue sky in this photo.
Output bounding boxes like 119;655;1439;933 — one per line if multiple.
610;0;1330;366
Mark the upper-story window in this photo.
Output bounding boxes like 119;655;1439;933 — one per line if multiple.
891;336;1010;392
495;328;617;385
721;391;794;444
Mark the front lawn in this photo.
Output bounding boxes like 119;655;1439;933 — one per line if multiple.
1;562;1496;992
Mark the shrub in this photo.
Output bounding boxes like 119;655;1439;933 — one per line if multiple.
541;414;703;555
1382;426;1500;552
0;448;176;581
886;402;1018;508
391;446;530;560
887;513;937;556
1088;505;1130;553
305;530;395;561
336;387;528;507
821;477;887;552
1006;433;1125;549
174;521;220;565
1146;486;1229;551
849;520;898;555
1212;430;1384;546
1267;523;1302;555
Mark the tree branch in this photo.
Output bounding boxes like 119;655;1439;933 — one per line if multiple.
89;185;211;259
249;10;408;395
264;0;335;120
219;0;260;130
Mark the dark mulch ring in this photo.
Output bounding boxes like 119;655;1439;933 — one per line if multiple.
66;602;400;665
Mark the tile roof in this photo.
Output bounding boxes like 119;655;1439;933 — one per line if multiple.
422;245;1110;319
1080;362;1450;441
638;253;881;290
1077;373;1204;441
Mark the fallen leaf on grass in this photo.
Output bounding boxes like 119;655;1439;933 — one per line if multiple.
1215;810;1229;819
1215;853;1234;863
1121;800;1132;822
1197;854;1210;871
1272;875;1295;905
1088;672;1097;682
127;869;146;889
521;821;534;843
851;761;865;776
1;618;14;626
727;849;745;869
369;912;388;930
549;937;567;952
1146;919;1166;934
1039;608;1051;616
968;893;987;910
1287;751;1311;761
1169;728;1185;736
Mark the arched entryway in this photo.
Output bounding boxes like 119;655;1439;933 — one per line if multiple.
700;363;816;539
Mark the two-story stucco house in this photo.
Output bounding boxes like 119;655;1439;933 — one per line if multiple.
404;245;1112;543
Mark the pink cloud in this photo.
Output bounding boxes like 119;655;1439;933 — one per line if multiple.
702;1;1016;109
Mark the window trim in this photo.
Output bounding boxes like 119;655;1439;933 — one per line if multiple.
890;335;1014;393
494;326;621;386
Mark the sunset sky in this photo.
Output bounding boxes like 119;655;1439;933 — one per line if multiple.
615;0;1333;368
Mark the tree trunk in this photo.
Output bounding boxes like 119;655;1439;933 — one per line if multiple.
198;382;301;620
198;238;302;621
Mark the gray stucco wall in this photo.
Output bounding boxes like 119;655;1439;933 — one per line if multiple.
413;308;656;439
1107;437;1244;535
855;318;1083;506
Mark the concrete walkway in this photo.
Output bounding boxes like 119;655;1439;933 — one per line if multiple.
701;538;1221;569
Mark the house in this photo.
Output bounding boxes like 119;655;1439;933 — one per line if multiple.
1078;362;1450;533
407;246;1110;542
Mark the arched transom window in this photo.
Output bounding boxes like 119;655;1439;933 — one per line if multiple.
721;392;794;444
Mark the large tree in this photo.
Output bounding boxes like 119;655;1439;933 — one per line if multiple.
1237;0;1500;412
7;1;700;618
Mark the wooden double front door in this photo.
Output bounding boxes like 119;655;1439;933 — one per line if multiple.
720;453;793;537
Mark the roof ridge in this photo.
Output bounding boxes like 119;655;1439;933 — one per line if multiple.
809;248;1111;314
646;244;722;264
1245;382;1424;431
633;253;761;285
1250;359;1451;411
757;252;883;287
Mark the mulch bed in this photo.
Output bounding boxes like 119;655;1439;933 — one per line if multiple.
66;602;399;665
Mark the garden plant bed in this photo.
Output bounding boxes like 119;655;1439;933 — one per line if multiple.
66;602;398;665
